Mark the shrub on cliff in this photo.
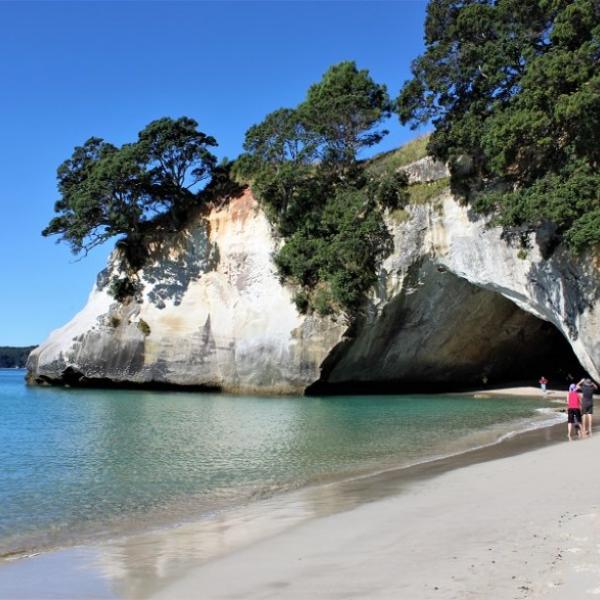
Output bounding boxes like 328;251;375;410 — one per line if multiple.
275;187;393;314
397;0;600;253
108;275;141;303
238;61;400;318
42;117;218;268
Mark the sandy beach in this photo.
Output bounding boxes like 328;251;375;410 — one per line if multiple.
467;385;568;401
1;410;599;599
150;428;599;600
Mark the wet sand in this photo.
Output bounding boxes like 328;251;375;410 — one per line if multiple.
1;411;592;599
152;425;600;600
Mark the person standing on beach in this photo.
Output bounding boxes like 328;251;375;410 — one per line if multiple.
577;377;598;437
567;384;582;441
539;376;548;394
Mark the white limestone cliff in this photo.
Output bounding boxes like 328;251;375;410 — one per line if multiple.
27;190;344;393
28;164;600;393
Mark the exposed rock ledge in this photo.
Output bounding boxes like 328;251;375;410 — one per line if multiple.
28;163;600;394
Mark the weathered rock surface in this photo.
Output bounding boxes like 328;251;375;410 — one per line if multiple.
28;163;600;393
27;190;344;394
316;192;594;391
399;156;450;184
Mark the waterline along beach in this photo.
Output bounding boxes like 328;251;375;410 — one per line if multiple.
3;0;600;598
0;369;594;599
0;369;563;558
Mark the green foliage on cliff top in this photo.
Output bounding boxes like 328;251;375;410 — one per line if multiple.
397;0;600;253
236;61;405;318
274;186;394;315
43;117;218;268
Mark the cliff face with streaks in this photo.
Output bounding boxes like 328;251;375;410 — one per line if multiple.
27;190;343;393
27;159;598;394
313;190;594;392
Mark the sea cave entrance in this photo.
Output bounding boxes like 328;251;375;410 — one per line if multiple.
307;263;584;395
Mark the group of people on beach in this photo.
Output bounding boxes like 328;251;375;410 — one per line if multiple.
566;377;598;440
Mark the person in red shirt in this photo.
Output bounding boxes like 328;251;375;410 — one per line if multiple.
539;376;549;394
567;383;582;441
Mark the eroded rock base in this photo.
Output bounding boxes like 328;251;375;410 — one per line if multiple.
310;264;582;394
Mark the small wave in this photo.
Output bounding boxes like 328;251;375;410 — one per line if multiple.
497;410;565;443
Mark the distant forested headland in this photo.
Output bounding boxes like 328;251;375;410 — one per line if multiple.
0;347;36;368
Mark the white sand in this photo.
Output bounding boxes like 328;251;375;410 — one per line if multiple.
468;385;567;400
152;432;600;600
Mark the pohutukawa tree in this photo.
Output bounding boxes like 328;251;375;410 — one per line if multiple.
301;60;392;165
138;117;218;204
240;61;392;172
397;0;600;253
237;61;401;317
43;117;218;265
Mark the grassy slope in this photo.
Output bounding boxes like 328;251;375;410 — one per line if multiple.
367;134;450;209
365;135;430;176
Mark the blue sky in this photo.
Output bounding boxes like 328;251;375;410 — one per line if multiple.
0;1;428;346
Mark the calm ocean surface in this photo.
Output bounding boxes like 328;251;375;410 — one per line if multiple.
0;369;560;556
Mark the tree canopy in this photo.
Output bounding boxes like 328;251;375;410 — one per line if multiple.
397;0;600;253
43;117;218;264
301;61;392;165
237;61;402;317
0;346;36;369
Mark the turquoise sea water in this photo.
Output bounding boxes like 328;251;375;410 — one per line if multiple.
0;369;559;556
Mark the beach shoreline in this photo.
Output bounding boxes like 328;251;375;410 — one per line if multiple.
151;426;600;600
0;386;563;561
0;389;585;599
467;385;569;400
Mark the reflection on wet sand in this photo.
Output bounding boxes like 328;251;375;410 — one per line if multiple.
55;423;564;599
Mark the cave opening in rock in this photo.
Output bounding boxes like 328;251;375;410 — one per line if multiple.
307;265;585;395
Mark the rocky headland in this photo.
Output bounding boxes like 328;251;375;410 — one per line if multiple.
27;155;600;394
